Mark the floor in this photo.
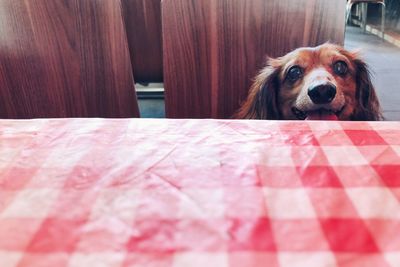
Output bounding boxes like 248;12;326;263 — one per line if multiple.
136;83;165;118
345;26;400;120
138;25;400;120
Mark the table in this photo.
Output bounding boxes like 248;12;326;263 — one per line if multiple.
1;118;400;267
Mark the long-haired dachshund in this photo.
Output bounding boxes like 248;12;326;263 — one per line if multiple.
235;43;383;121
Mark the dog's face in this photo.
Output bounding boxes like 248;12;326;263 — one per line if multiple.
235;44;382;121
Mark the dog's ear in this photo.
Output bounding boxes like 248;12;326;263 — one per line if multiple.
234;62;281;119
352;57;383;121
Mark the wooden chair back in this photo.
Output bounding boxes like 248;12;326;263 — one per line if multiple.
162;0;346;118
0;0;139;118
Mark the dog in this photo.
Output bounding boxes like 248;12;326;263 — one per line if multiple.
234;43;383;121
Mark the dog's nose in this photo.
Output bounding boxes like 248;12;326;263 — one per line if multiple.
308;83;337;104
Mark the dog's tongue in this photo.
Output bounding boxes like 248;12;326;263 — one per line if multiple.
306;109;338;121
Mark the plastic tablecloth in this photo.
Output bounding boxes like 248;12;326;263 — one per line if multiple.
1;118;400;267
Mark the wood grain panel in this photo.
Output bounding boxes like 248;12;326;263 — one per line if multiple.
0;0;139;118
162;0;346;118
122;0;163;83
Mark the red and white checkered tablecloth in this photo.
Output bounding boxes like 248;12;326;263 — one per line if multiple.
1;118;400;267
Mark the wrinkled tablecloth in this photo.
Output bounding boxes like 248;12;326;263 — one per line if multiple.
1;119;400;267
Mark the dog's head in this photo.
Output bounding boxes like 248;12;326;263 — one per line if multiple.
235;43;383;121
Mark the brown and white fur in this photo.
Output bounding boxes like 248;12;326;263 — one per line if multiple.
234;43;383;121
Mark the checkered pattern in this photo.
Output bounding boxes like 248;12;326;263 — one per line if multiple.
1;118;400;267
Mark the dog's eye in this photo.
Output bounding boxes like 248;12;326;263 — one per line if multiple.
287;66;303;82
333;61;348;75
